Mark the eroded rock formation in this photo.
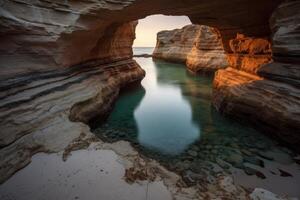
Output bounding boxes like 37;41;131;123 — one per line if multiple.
0;2;146;182
0;58;145;183
212;0;300;148
153;25;196;63
153;25;228;72
0;0;299;190
0;0;283;76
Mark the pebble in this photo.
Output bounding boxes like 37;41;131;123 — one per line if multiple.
244;167;257;176
175;161;191;170
278;169;292;177
191;145;199;151
225;153;243;166
255;171;266;179
187;150;198;157
216;158;230;169
244;156;264;168
241;149;252;156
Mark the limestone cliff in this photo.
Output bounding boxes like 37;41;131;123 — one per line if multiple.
0;1;146;183
153;25;228;72
153;25;199;63
212;1;300;149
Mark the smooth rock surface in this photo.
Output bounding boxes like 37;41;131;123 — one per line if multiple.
0;149;173;200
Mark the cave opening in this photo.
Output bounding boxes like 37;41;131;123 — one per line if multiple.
133;14;191;48
1;1;300;199
90;13;300;197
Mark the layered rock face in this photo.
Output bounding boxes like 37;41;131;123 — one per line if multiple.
0;58;145;183
0;1;146;183
1;0;299;184
186;26;228;72
0;0;283;67
257;0;300;87
0;0;282;77
0;3;138;79
227;34;272;74
153;25;198;63
153;25;228;72
0;0;283;99
212;1;300;149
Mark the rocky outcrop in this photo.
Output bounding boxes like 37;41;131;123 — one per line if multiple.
257;0;300;87
153;25;228;72
212;0;300;150
226;34;272;75
0;59;145;183
213;67;300;146
186;26;229;72
0;1;147;182
153;25;199;63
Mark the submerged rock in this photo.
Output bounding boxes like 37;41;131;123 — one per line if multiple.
187;150;198;157
278;169;293;177
255;171;266;179
225;153;244;168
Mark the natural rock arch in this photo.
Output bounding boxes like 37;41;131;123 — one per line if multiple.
0;0;299;183
0;0;284;69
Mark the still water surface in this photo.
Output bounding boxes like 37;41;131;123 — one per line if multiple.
93;48;300;197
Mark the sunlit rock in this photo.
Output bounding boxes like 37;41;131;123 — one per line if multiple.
153;25;228;72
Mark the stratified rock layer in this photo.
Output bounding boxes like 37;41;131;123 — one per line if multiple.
0;0;283;74
153;25;196;63
0;59;145;183
212;1;300;149
226;34;273;75
186;26;228;72
213;68;300;146
257;0;300;87
153;25;228;72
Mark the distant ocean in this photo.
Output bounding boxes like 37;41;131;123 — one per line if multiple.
133;47;154;55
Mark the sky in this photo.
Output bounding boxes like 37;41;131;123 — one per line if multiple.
133;15;191;47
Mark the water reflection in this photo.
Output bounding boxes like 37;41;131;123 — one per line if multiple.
96;83;145;142
93;56;300;197
134;58;200;155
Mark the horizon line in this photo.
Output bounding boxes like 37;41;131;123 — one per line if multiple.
132;46;155;48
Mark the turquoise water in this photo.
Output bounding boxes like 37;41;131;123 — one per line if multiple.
93;48;300;196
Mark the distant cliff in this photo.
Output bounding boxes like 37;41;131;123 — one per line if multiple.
153;25;228;73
